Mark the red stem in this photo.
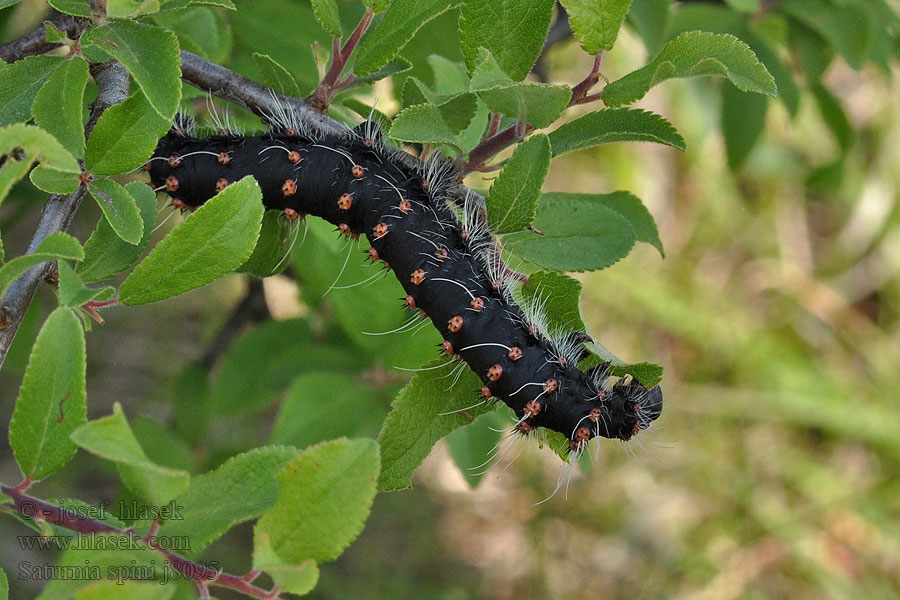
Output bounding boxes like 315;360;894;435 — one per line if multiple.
569;53;603;106
0;484;281;599
311;7;374;108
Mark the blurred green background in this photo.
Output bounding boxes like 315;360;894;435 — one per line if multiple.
2;0;900;598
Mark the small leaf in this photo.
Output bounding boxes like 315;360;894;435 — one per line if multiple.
269;372;384;448
721;83;767;170
255;438;379;562
252;53;302;97
446;411;504;487
0;123;81;176
437;93;477;133
389;103;463;153
47;0;92;16
32;58;89;158
253;534;320;595
502;192;636;272
84;89;172;176
487;133;550;233
378;362;493;490
354;0;460;77
119;176;264;305
472;62;571;129
82;20;182;119
311;0;342;37
0;56;64;125
155;446;298;554
0;567;7;600
57;261;115;308
548;108;685;156
607;361;664;387
593;190;663;256
780;0;870;70
9;308;86;481
106;0;161;17
0;155;33;206
238;209;300;277
811;81;853;153
521;271;586;333
459;0;555;81
628;0;671;55
28;166;80;195
602;31;777;107
78;181;157;282
70;403;190;505
559;0;633;54
0;232;83;300
352;56;413;86
89;178;144;245
211;319;362;414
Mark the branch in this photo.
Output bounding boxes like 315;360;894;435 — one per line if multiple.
0;60;130;371
0;483;281;599
0;13;76;63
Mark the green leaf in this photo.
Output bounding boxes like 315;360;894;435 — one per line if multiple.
47;0;93;16
89;178;144;245
446;410;503;487
437;93;477;133
605;360;664;387
70;403;190;505
78;181;157;282
211;319;362;414
560;0;632;54
781;0;870;70
154;446;297;553
152;6;230;62
0;0;23;9
487;134;549;233
389;103;463;153
721;83;767;170
57;261;115;308
593;190;663;256
44;22;71;45
475;83;570;126
0;155;33;206
84;89;172;176
119;175;264;305
502;192;636;271
0;567;6;600
459;0;554;81
378;362;493;490
28;166;80;195
107;0;161;17
811;82;853;153
0;123;81;173
355;0;460;77
628;0;671;55
311;0;342;37
82;20;181;119
32;58;89;158
472;63;571;129
602;31;777;107
352;56;414;86
0;232;84;300
269;372;385;448
237;209;300;277
252;53;301;97
255;438;380;562
521;271;586;333
548;108;685;156
253;534;319;595
9;308;86;481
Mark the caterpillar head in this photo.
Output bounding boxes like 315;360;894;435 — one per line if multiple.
608;378;663;440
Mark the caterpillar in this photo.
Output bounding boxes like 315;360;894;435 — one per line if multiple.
145;109;663;458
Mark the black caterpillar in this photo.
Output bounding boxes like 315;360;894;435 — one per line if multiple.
145;111;663;455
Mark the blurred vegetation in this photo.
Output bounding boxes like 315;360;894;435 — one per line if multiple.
2;0;900;598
